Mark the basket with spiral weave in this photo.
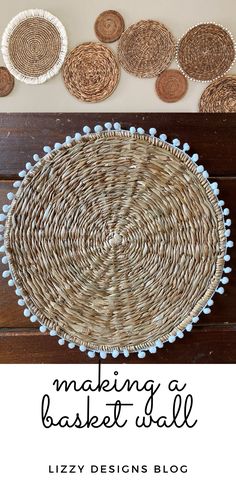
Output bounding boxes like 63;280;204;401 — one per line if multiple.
199;75;236;112
1;125;232;359
118;20;175;78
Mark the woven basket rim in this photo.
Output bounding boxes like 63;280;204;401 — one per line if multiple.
176;21;236;83
4;129;226;353
1;8;68;84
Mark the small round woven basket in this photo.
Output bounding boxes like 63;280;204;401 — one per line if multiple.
1;124;232;359
176;22;236;82
63;42;120;102
1;9;68;84
118;20;176;78
199;75;236;112
155;69;188;102
94;10;125;43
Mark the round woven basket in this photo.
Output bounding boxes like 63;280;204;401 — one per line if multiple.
94;10;125;43
155;69;188;102
1;124;232;359
176;23;236;82
118;20;175;78
1;9;68;84
63;42;120;102
199;75;236;112
0;66;14;96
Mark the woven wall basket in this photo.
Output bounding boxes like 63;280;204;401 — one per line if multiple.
1;9;68;84
118;20;175;78
0;123;233;359
176;22;236;82
199;75;236;112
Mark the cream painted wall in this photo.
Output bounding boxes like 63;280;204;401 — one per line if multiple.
0;0;235;112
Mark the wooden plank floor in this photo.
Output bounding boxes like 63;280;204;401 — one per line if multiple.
0;113;235;363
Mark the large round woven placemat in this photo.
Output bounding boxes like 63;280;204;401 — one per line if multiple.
4;130;226;354
63;42;120;102
118;20;175;78
155;69;187;102
177;23;236;82
94;10;125;43
1;9;67;84
199;75;236;112
0;66;14;96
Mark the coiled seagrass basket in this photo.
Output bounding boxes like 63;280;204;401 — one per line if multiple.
0;123;233;359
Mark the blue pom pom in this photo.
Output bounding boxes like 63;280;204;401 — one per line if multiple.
112;349;119;358
50;329;57;336
185;323;193;332
192;316;199;323
19;170;26;178
99;351;107;359
83;126;91;134
13;180;21;188
79;345;86;352
137;127;145;135
75;133;82;141
15;288;22;296
33;154;40;162
137;351;146;358
224;267;232;274
0;225;4;233
192;153;199;162
23;308;31;317
25;162;32;170
218;200;224;207
176;330;184;339
88;351;96;358
149;346;157;353
225;230;231;238
211;182;218;190
216;286;224;294
2;270;10;278
159;134;167;141
221;276;229;285
123;349;129;357
214;188;220;196
6;192;14;201
94;125;103;133
0;244;5;252
30;315;38;323
54;142;62;150
68;342;75;349
43;146;51;153
8;279;15;286
225;219;231;227
168;335;176;343
0;214;6;222
183;143;190;151
58;338;65;346
18;299;25;306
113;122;121;130
223;208;230;216
172;138;180;147
155;339;164;348
203;170;209;179
227;240;234;248
1;255;8;264
130;126;136;134
149;128;157;136
39;325;47;333
65;136;72;144
203;307;211;314
104;122;112;130
207;299;214;306
197;165;204;173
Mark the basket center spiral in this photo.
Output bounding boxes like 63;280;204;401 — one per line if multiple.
4;132;225;352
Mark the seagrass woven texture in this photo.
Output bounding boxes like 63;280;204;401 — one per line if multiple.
94;10;125;43
118;20;175;78
155;69;187;102
177;23;235;82
199;75;236;112
63;42;120;102
1;10;68;84
4;132;226;353
0;66;14;96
